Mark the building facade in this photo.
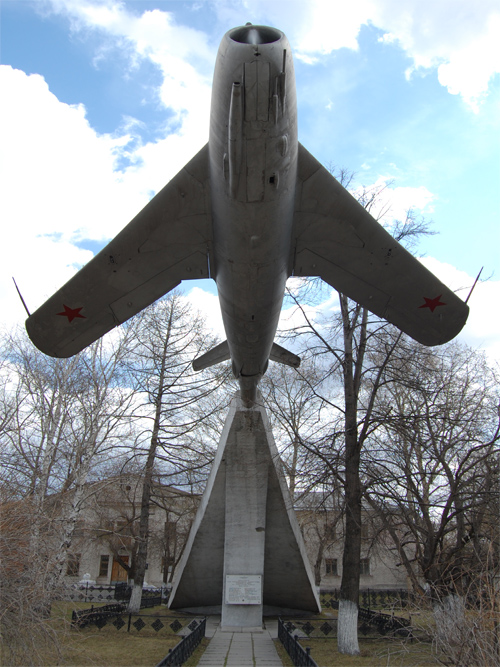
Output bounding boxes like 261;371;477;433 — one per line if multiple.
62;477;409;591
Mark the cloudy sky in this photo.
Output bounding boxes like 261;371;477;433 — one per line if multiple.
1;0;499;359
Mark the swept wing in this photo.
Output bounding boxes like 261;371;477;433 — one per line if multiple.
292;144;469;345
26;145;212;358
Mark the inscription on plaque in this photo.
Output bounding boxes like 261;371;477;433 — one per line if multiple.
225;575;262;605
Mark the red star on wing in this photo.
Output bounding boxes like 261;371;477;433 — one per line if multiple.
57;304;86;323
419;295;446;313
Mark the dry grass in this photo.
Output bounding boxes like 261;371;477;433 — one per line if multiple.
1;601;207;667
275;637;439;667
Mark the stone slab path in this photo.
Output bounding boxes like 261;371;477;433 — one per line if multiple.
196;617;283;667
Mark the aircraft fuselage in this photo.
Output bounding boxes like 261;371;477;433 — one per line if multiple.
24;24;469;400
209;25;297;401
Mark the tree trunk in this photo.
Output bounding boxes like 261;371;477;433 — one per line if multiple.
433;594;467;660
338;599;360;655
127;412;161;612
338;428;361;655
314;539;325;587
337;297;363;655
128;453;157;612
128;317;171;612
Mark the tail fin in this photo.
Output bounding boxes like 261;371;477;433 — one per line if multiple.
192;340;230;371
192;340;301;372
270;342;301;368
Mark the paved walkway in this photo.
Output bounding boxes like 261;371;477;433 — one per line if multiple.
196;617;283;667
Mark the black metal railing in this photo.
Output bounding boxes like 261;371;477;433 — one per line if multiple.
65;582;170;604
65;583;117;603
114;582;131;601
155;617;206;667
280;618;337;639
71;593;165;629
71;606;204;638
358;607;412;637
320;589;413;611
280;609;412;640
71;602;127;628
139;594;162;608
114;583;169;606
278;617;318;667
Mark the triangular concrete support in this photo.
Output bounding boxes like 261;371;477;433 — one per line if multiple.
169;393;320;627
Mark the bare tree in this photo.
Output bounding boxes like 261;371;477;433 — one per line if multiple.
0;326;139;665
123;292;226;611
0;494;63;666
277;188;435;653
261;359;329;496
365;341;500;600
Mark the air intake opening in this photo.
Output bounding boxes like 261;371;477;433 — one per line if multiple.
230;25;282;45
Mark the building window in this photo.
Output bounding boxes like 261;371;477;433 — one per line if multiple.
325;523;336;540
116;520;132;535
164;521;176;540
325;558;338;576
99;555;110;578
161;556;174;573
360;558;370;575
74;519;85;536
66;553;81;577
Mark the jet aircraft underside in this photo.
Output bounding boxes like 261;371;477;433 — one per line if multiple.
26;24;469;405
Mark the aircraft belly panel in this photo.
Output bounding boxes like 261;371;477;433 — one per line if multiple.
246;138;266;202
244;61;270;122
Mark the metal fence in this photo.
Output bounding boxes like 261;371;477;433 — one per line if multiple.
64;582;169;605
320;589;413;610
281;609;412;641
358;606;412;638
155;617;206;667
71;607;205;638
71;602;127;629
65;583;117;603
278;618;318;667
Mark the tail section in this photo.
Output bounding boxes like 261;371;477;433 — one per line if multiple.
193;340;300;372
192;340;230;371
270;342;301;368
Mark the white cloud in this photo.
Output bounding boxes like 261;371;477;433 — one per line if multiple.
420;257;500;361
0;66;147;239
1;1;215;322
185;287;225;340
214;0;500;108
374;0;500;110
352;177;436;223
0;65;147;319
43;0;213;187
294;53;319;66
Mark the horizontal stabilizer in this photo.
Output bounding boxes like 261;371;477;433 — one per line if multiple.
192;340;230;371
270;342;301;368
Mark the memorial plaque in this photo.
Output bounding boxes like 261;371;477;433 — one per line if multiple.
225;575;262;605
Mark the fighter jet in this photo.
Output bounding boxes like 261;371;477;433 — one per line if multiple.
26;24;469;404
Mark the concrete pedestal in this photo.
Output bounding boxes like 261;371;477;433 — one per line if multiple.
168;392;320;628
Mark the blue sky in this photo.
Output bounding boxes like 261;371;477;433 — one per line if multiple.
1;0;499;358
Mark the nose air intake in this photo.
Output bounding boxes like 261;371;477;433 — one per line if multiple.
230;25;282;45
